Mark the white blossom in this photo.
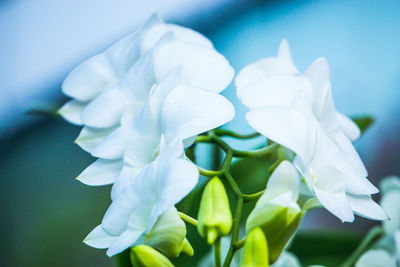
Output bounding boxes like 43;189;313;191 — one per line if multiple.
59;13;234;151
77;69;235;200
236;39;365;177
244;91;385;222
83;138;198;257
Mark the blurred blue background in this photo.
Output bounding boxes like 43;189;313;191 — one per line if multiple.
1;0;400;266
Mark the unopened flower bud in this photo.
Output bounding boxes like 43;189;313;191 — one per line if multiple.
240;227;269;267
145;207;193;257
246;161;303;263
197;177;232;244
130;245;174;267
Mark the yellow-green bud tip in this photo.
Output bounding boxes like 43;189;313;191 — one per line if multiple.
180;238;194;256
240;227;269;267
130;245;174;267
206;228;218;245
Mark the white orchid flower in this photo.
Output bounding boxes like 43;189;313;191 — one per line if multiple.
83;138;198;257
76;69;235;199
235;39;365;177
59;13;234;150
245;92;386;222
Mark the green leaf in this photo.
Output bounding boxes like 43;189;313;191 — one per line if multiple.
351;115;375;135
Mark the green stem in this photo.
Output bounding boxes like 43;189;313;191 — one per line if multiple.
223;150;242;196
178;212;198;227
213;129;260;139
223;196;244;267
215;237;222;267
242;190;265;202
339;226;385;267
197;166;224;178
195;135;278;158
234;238;246;250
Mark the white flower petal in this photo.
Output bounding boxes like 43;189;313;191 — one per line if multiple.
161;86;235;141
77;159;123;186
81;89;135;128
84;225;117;249
62;30;141;101
235;39;299;93
102;192;142;236
337;111;361;141
238;74;312;109
58;100;86;125
305;57;330;95
75;126;117;154
314;186;354;222
347;194;387;220
92;124;135;159
312;165;354;222
153;41;234;92
106;229;143;257
141;23;213;53
261;160;299;206
355;249;396;267
246;106;315;163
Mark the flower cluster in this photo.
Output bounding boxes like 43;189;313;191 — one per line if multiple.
60;14;235;257
236;39;386;222
60;14;389;267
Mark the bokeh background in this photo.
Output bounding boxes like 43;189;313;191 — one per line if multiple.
1;0;400;266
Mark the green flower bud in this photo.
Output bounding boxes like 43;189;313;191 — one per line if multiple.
130;245;174;267
246;204;303;264
145;207;193;257
240;227;269;267
197;177;232;244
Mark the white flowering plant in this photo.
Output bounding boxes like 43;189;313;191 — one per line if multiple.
58;14;396;267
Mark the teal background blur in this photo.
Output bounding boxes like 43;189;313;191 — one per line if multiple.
1;0;400;266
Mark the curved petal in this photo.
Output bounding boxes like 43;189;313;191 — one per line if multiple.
58;100;86;125
246;106;316;164
161;86;235;141
238;74;311;109
305;57;331;96
312;165;354;222
141;23;213;54
337;111;361;141
106;229;143;257
75;126;117;154
84;225;117;249
153;41;234;92
235;39;299;93
261;160;299;206
81;89;135;128
347;194;387;220
77;159;122;186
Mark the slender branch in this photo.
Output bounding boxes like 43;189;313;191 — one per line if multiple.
214;237;222;267
242;190;265;202
234;238;246;250
222;150;242;196
178;212;198;227
195;135;278;158
339;226;385;267
213;129;260;139
197;166;224;178
223;196;244;267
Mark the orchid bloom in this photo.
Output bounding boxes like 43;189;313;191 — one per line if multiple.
83;138;198;257
235;39;365;177
76;69;235;199
244;91;386;222
59;13;234;151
